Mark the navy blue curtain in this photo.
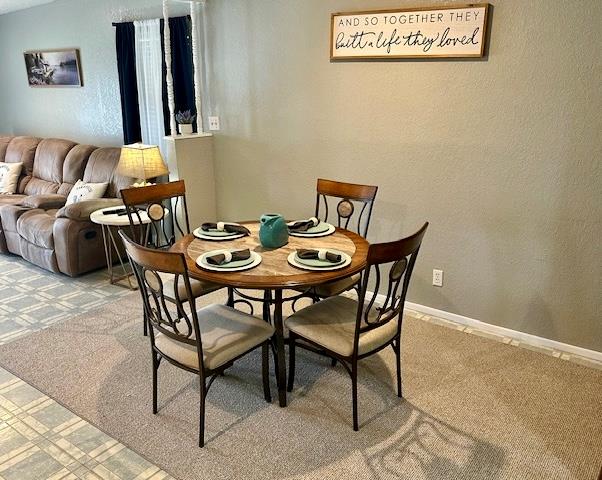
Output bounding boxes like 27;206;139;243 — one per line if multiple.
115;22;142;144
114;16;195;143
161;16;196;134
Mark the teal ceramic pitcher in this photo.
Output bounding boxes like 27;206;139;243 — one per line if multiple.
259;213;288;248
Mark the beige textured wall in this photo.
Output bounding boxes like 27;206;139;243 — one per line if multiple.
205;0;602;351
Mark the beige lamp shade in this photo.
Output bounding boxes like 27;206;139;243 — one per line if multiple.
117;143;168;182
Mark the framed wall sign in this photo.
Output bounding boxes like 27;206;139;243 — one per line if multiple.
23;49;82;87
331;4;490;60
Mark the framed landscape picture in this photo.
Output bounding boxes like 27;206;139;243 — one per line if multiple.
23;49;82;87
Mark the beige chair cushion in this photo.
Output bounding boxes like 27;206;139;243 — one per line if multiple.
286;296;398;357
154;304;274;370
294;273;360;298
157;272;222;301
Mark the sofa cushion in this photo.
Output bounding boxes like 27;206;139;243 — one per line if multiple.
17;209;56;249
0;162;23;194
56;198;122;221
83;148;133;198
3;136;40;193
24;138;76;196
21;194;67;209
57;144;98;196
0;136;12;162
0;204;29;233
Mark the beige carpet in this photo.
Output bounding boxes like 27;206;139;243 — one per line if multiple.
0;292;600;480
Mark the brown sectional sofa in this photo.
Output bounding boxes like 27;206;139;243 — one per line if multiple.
0;135;133;276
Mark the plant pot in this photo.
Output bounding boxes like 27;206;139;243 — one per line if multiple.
178;124;193;135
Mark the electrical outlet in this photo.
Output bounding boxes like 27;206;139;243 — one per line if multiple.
432;269;443;287
208;116;220;131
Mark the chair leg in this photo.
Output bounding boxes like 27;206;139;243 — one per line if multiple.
287;334;296;392
351;359;359;431
262;342;271;403
143;312;148;337
394;341;402;398
271;341;279;378
199;378;206;448
152;353;159;414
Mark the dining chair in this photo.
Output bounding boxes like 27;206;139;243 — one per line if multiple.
286;222;428;431
302;179;378;299
120;181;223;334
119;231;274;447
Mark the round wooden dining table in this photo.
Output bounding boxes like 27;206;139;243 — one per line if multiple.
170;221;369;407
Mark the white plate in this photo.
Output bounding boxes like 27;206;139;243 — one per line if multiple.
289;223;335;238
294;249;346;268
287;220;330;234
197;250;262;272
287;251;351;271
193;227;246;241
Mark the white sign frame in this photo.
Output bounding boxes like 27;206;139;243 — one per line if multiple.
331;3;490;60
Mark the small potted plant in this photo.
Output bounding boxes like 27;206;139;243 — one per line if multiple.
175;110;196;135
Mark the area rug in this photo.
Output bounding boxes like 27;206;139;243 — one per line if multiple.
0;292;600;480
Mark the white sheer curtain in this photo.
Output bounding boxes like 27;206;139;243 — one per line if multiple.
134;19;165;149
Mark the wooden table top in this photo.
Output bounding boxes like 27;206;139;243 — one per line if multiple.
170;222;369;289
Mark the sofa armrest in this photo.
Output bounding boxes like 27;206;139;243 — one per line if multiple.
21;194;67;209
56;198;123;221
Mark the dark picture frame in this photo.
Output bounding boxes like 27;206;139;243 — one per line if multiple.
23;48;82;87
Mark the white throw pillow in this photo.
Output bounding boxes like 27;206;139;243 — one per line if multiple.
0;162;23;194
66;180;108;205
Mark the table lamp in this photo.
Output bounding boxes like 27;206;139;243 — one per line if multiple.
117;143;169;187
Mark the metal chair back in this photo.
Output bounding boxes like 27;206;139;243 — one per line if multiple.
354;222;429;350
315;178;378;238
121;180;191;249
119;230;205;372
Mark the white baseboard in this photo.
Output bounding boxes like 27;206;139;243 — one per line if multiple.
405;300;602;363
346;291;602;363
